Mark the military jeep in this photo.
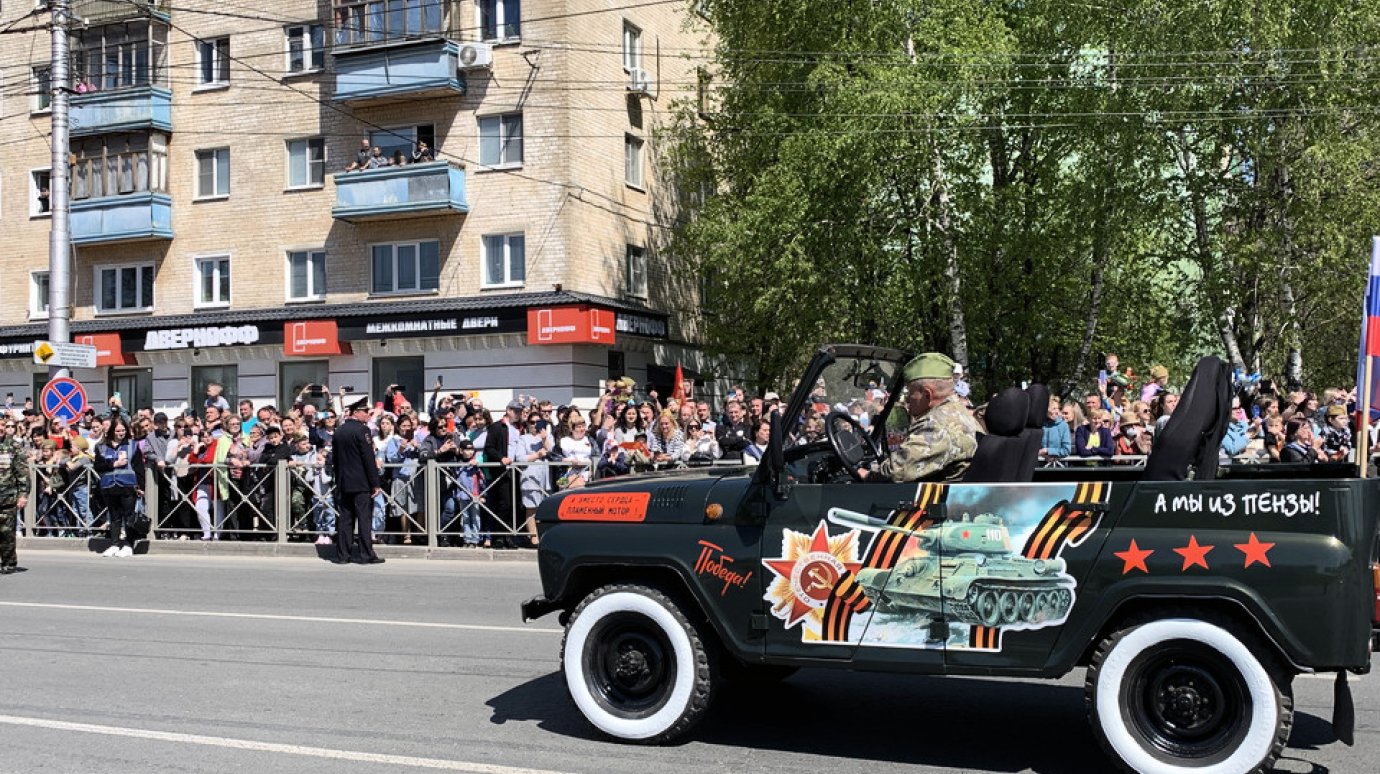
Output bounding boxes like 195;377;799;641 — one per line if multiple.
522;344;1379;773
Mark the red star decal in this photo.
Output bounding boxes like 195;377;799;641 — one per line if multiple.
1234;532;1275;568
1113;539;1154;575
763;522;863;627
1173;535;1214;571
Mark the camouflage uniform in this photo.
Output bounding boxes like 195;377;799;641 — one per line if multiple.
0;436;32;573
877;394;980;482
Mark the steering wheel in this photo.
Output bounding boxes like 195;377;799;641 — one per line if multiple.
825;410;883;482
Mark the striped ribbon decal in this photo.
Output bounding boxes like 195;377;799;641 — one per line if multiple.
823;483;948;642
967;482;1112;651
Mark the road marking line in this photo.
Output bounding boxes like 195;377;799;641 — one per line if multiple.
0;602;561;634
0;714;569;773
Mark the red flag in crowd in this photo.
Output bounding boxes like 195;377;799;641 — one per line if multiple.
673;362;686;401
1357;236;1380;421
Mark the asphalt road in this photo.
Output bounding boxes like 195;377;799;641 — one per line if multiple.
0;552;1373;773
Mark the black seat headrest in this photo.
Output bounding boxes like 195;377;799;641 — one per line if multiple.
984;387;1030;438
1143;356;1232;481
1025;384;1050;429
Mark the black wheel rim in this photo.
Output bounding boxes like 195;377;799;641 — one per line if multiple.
1122;639;1251;765
583;611;677;720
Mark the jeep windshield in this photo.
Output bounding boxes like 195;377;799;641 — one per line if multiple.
781;345;907;448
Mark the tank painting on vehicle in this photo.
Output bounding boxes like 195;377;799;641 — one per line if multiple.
762;482;1111;651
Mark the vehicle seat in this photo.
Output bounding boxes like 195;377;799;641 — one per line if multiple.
1018;383;1050;482
963;387;1031;483
1143;356;1232;481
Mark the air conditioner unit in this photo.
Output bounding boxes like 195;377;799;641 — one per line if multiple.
458;42;493;69
627;67;651;94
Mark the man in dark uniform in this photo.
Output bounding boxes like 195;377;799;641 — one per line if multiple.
332;395;383;564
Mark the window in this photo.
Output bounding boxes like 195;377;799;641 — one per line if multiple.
192;365;237;412
335;0;445;47
196;36;230;87
626;245;647;298
31;169;51;216
368;124;434;164
194;255;231;308
72;21;166;91
622;22;642;71
372;357;424;416
280;361;329;411
625;134;644;189
30;272;50;317
287;249;327;301
72;132;169;200
285;24;324;73
478;0;521;41
482;233;525;287
287;138;325;188
32;66;51;111
109;369;153;414
97;263;155;313
195;148;230;198
478;113;522;167
371;241;440;294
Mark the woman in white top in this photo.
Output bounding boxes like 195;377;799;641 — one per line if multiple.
559;416;595;487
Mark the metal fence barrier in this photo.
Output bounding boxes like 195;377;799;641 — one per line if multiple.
16;459;572;547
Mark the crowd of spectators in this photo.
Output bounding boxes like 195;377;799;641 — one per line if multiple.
1;353;1368;550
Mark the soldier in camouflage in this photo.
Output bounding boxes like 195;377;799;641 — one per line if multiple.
0;418;31;574
859;352;980;483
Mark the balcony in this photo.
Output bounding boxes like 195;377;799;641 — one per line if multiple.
71;87;171;137
332;161;468;222
333;39;465;104
71;192;173;245
74;0;170;24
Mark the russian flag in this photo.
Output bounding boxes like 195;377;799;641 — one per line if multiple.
1356;236;1380;420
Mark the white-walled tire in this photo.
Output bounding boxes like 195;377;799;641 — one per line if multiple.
1087;616;1293;774
560;584;715;743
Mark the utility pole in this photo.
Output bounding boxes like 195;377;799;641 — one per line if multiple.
48;0;73;378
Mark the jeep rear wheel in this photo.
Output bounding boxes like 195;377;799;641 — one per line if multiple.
1087;617;1293;773
561;584;714;743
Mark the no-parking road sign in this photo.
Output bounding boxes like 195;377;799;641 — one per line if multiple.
40;377;88;423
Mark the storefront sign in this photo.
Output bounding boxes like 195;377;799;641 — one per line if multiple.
144;325;261;351
365;318;459;335
0;342;35;357
616;311;669;340
75;333;135;366
528;306;617;345
285;321;350;356
344;311;525;340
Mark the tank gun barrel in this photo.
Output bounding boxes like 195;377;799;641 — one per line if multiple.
827;507;933;539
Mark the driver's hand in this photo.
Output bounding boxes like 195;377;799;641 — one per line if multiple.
857;468;870;480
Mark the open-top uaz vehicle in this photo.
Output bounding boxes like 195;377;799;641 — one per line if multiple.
522;344;1379;773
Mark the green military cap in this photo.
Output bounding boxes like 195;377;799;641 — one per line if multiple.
903;352;958;383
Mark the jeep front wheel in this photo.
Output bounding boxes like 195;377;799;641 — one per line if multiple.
561;584;714;743
1087;617;1293;773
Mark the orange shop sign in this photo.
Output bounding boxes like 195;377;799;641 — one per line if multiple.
527;306;616;345
75;333;135;366
284;320;352;356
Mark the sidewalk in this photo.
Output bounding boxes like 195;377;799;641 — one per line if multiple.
16;537;538;562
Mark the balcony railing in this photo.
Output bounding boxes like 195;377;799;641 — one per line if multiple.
333;38;464;103
71;86;171;136
73;0;170;24
71;192;173;245
332;161;467;222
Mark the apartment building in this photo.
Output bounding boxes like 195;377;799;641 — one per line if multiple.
0;0;708;413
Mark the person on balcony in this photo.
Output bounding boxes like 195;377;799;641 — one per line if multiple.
412;140;435;163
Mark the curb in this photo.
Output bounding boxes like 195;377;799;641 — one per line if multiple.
16;537;539;562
